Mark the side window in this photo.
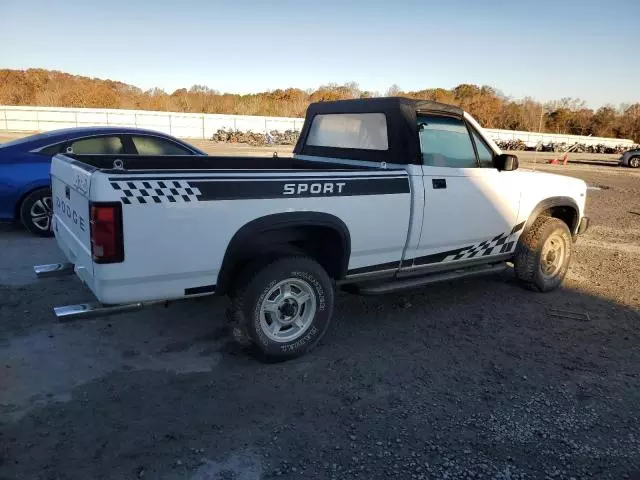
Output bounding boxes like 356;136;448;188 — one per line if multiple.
306;113;388;150
418;116;477;168
471;130;494;168
131;136;192;155
70;136;124;155
38;143;64;156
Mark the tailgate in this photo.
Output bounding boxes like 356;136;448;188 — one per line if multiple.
50;155;94;281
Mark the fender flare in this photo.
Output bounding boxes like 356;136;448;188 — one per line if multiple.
523;196;580;234
217;212;351;293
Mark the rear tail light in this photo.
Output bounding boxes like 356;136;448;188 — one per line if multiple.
90;202;124;263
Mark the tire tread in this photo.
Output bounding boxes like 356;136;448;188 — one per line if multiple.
514;216;571;292
227;255;333;359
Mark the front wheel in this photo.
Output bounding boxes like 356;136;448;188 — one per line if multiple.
514;216;572;292
629;156;640;168
228;256;335;359
19;188;54;237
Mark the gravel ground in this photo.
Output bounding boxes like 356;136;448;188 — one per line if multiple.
1;144;639;480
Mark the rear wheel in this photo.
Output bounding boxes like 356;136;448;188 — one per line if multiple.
629;156;640;168
514;216;572;292
228;256;335;359
19;188;54;237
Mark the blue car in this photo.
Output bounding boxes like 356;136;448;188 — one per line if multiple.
0;127;205;236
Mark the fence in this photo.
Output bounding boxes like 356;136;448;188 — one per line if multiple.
0;105;635;148
0;105;304;141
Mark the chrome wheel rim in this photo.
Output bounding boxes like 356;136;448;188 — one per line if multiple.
630;157;640;168
259;278;317;343
30;196;53;232
540;233;566;278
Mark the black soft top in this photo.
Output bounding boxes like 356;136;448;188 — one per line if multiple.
294;97;465;165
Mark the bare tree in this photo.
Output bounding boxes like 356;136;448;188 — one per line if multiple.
2;68;638;142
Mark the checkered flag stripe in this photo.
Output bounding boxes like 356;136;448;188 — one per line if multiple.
110;180;201;205
443;232;518;262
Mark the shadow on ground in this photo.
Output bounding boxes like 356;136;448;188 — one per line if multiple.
1;268;639;480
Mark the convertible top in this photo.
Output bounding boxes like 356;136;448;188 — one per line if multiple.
294;97;465;165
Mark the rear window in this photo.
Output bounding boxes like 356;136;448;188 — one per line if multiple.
306;113;388;150
70;136;124;155
39;143;64;156
131;136;191;155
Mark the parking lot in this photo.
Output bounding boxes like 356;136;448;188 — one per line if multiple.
1;145;640;479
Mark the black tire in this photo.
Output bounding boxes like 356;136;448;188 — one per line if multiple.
228;256;335;360
514;216;572;292
629;156;640;168
19;188;54;237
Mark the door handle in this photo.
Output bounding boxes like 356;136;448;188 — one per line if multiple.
432;178;447;189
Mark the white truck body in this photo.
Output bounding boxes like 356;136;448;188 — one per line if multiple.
51;162;414;304
40;98;589;357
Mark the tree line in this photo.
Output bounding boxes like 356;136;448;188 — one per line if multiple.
1;69;639;142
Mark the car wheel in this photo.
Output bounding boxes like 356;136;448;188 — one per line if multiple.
19;188;54;237
514;216;572;292
228;256;335;360
629;156;640;168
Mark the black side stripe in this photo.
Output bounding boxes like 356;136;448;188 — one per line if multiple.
510;221;525;234
501;241;515;253
184;285;216;295
108;174;408;182
191;178;409;200
347;260;401;276
105;168;408;175
348;224;525;276
410;246;473;266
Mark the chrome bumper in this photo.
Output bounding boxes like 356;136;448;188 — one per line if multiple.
34;263;212;322
34;262;150;321
34;262;75;278
54;302;147;322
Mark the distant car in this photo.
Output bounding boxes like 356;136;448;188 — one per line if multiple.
0;127;205;236
619;148;640;168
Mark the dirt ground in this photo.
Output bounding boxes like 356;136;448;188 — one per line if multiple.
1;141;639;480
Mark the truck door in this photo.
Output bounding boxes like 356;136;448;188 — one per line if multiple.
404;114;521;270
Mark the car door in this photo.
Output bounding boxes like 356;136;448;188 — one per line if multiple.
403;114;521;271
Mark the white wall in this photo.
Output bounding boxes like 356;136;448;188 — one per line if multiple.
482;128;635;148
0;105;634;148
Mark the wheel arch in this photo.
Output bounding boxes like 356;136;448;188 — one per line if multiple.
217;212;351;294
524;196;580;235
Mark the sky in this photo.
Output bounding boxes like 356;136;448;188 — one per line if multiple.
1;0;639;108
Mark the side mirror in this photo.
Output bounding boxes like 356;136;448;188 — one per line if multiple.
495;153;518;171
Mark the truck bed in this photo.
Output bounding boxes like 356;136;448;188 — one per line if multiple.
65;154;379;172
51;153;412;304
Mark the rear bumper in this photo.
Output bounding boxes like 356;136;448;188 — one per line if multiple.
33;262;214;321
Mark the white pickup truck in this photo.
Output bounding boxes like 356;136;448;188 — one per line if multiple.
37;97;590;359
